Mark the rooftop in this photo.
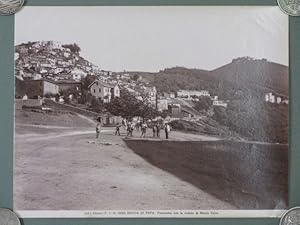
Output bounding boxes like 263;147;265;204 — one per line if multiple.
88;80;118;89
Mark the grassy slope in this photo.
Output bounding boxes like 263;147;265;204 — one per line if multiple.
15;108;93;127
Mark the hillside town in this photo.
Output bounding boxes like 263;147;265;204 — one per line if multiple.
15;41;233;121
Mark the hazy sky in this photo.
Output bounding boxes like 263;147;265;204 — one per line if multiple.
15;6;288;72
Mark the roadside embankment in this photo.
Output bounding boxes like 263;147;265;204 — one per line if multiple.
125;139;288;209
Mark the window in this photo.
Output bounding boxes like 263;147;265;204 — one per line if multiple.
94;89;96;93
99;88;101;92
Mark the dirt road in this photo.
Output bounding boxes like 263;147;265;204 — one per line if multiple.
14;124;236;210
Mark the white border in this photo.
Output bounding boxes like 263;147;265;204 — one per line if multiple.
16;210;287;218
13;6;290;219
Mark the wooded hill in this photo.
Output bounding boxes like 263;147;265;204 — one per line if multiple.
132;57;288;100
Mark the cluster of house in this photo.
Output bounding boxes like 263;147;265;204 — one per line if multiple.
18;74;231;121
90;72;158;107
212;96;228;108
177;90;210;98
265;92;288;104
15;41;103;83
174;90;228;107
19;79;82;100
87;76;230;115
176;90;228;107
89;77;159;108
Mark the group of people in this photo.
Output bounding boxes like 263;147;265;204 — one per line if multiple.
122;119;171;139
96;118;172;140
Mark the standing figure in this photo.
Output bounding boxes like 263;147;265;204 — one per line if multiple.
127;122;134;137
96;123;100;139
130;122;135;135
164;123;171;139
152;124;157;137
156;124;161;138
140;122;147;138
127;122;131;136
122;119;127;131
115;123;121;136
135;121;140;131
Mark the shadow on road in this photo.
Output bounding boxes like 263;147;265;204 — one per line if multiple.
124;139;288;209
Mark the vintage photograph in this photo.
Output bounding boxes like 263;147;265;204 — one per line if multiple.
14;6;289;213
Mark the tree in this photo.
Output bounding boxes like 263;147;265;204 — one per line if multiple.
62;43;81;54
105;89;159;120
91;97;105;113
160;109;170;118
194;97;213;111
138;103;159;120
105;89;140;119
78;92;93;105
133;74;140;81
135;90;159;119
82;75;96;90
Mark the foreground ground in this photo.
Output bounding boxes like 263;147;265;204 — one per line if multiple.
14;110;288;210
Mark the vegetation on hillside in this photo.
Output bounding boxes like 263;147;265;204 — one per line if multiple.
62;43;81;54
106;89;159;120
212;99;288;143
134;58;289;144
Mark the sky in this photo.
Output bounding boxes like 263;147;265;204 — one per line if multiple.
15;6;289;72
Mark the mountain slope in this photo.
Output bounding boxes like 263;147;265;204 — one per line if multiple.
135;57;288;99
211;57;288;97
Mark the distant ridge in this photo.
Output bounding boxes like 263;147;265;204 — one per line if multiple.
133;57;288;99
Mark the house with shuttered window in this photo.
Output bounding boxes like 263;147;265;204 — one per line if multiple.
88;80;120;103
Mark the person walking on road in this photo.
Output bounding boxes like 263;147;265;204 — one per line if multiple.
164;123;171;139
115;123;121;136
96;122;101;139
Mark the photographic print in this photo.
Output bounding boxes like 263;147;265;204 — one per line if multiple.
13;6;289;217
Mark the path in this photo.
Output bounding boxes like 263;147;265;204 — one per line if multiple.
14;124;236;210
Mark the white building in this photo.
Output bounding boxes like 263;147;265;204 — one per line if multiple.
157;99;169;111
277;97;282;104
121;73;131;79
265;93;276;103
15;53;19;60
213;100;228;108
71;68;87;81
46;41;62;50
64;52;71;58
144;86;157;102
282;100;289;104
89;80;120;103
54;68;64;74
177;90;210;99
163;92;175;99
99;70;113;76
33;74;43;80
265;92;283;104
